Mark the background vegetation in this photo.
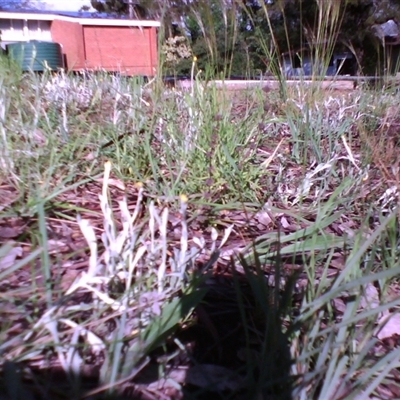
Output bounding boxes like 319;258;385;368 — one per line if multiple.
90;0;400;76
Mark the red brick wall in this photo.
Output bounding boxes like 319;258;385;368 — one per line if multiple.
51;19;85;69
50;20;158;75
83;25;158;75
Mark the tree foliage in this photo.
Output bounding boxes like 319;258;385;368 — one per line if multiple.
90;0;150;18
89;0;400;76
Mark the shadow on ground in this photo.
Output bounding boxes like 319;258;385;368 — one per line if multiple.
0;270;294;400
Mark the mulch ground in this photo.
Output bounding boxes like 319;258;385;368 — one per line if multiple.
0;88;399;399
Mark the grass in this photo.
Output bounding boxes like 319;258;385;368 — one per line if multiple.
1;8;400;399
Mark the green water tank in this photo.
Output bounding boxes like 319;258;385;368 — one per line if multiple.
6;40;63;72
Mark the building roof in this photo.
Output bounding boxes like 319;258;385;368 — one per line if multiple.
0;10;161;27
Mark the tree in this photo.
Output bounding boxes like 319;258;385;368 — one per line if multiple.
90;0;149;18
90;0;400;75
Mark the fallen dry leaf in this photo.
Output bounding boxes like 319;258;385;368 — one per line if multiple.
255;210;273;227
360;283;380;310
376;312;400;340
47;239;69;254
0;226;23;239
281;215;290;229
0;245;23;270
84;152;97;161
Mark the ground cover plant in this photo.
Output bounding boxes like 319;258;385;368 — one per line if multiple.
0;53;400;400
1;1;400;399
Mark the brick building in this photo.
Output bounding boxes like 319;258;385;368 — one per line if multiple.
0;10;160;75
